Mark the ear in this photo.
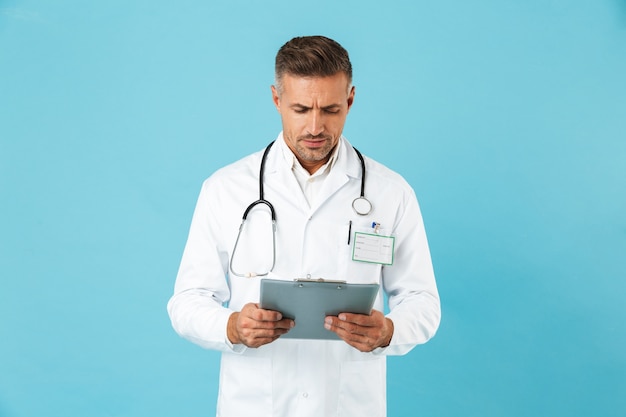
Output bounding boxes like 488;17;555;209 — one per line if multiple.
271;85;281;112
347;86;355;111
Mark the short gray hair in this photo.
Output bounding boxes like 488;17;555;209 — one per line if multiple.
274;35;352;94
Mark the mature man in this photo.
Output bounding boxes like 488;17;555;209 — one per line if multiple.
168;35;440;417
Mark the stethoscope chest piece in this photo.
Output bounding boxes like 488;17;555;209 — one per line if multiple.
352;197;372;216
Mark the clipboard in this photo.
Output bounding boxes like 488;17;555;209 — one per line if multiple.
259;278;379;340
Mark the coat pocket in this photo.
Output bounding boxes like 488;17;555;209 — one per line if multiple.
217;354;272;416
337;357;386;417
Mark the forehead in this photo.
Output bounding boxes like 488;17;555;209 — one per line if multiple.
280;73;351;103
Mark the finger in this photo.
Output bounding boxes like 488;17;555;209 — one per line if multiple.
275;318;296;330
241;303;285;322
337;310;383;327
244;335;282;349
231;305;294;348
238;324;292;347
325;315;386;348
240;315;294;332
251;318;295;331
240;325;292;339
325;316;367;337
335;314;374;335
347;340;377;352
252;305;288;322
324;320;376;352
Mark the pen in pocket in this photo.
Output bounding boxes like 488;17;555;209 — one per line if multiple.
347;220;352;245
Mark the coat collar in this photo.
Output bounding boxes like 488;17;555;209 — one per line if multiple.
262;132;363;214
264;132;361;180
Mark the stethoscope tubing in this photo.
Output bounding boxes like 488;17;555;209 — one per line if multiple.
229;140;370;278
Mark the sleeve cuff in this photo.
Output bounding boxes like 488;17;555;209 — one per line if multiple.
224;335;248;354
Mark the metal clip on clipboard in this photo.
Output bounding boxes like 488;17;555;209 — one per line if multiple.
294;278;347;288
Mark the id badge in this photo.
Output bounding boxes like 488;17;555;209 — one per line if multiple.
352;232;395;265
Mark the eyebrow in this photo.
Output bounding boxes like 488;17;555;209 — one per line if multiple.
290;103;341;111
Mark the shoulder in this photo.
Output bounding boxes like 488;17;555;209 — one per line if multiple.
341;136;417;201
362;154;416;197
201;146;266;190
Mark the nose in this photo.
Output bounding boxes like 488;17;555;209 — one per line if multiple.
306;111;324;136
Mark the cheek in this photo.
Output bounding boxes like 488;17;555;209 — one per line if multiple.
282;116;306;134
329;116;348;134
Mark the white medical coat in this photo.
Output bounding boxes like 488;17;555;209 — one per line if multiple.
167;133;440;417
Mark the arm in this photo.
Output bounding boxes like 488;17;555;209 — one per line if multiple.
325;186;440;354
167;179;294;351
166;180;238;352
380;188;441;355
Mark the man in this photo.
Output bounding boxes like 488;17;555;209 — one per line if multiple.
167;35;440;417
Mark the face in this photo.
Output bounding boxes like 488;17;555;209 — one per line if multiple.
272;73;355;174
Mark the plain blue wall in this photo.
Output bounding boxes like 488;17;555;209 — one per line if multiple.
1;1;625;416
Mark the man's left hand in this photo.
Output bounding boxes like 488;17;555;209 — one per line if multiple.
324;309;394;352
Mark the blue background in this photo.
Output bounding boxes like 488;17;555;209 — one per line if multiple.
1;1;625;416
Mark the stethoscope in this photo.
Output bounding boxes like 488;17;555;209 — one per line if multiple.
229;140;371;278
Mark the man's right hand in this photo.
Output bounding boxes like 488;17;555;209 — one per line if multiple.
227;303;294;348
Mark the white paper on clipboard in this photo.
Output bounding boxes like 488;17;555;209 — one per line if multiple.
259;278;379;340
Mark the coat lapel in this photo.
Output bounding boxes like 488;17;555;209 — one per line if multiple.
263;134;362;215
